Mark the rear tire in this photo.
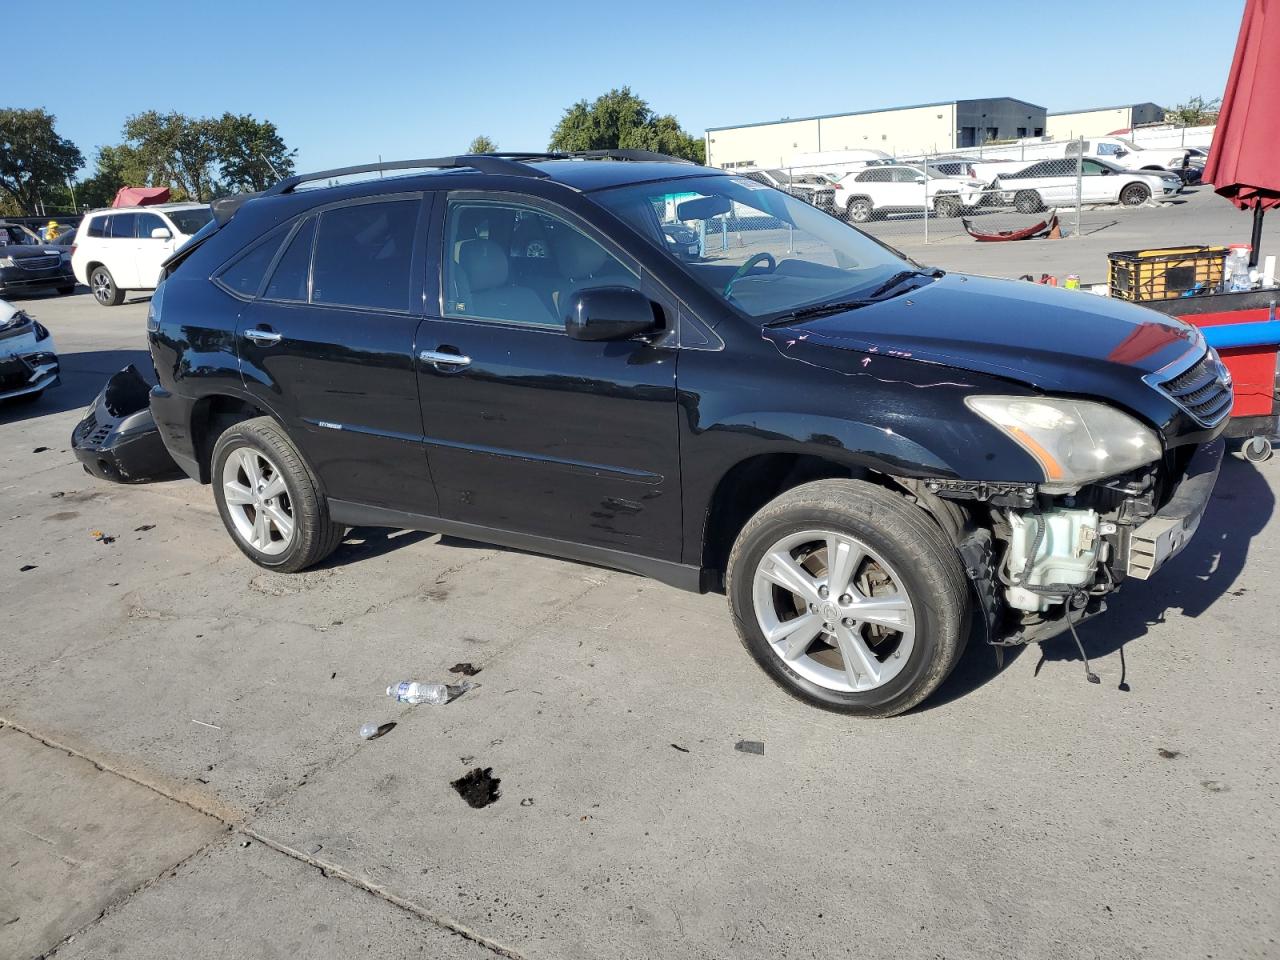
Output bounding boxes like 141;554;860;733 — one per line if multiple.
211;417;344;572
726;479;969;716
1013;190;1043;214
90;267;124;306
1120;183;1151;206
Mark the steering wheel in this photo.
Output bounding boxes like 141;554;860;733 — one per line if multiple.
724;252;777;297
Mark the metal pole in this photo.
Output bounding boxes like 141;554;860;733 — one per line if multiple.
922;162;929;245
1074;136;1084;239
1250;201;1265;268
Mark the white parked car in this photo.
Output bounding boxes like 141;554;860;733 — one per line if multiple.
0;298;59;403
1064;136;1197;173
832;164;985;222
72;203;213;306
993;158;1182;213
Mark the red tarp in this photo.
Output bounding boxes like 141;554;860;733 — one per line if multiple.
1203;0;1280;211
111;186;171;208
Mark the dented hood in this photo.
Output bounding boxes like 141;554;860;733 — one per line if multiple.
764;273;1200;393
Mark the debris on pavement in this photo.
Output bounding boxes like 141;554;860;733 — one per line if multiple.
189;718;222;730
50;491;65;498
90;530;116;545
359;721;395;740
19;564;37;572
449;662;481;676
134;524;156;532
1158;748;1181;759
520;797;534;807
735;740;765;756
32;446;49;453
387;680;474;705
452;767;501;808
671;743;690;753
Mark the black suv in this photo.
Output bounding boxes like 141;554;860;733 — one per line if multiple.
147;150;1228;715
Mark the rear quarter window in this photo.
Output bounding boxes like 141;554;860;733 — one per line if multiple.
86;216;108;238
214;223;291;299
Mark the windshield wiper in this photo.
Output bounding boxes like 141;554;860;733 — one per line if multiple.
763;268;944;328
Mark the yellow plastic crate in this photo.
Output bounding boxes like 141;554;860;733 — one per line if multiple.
1108;246;1227;302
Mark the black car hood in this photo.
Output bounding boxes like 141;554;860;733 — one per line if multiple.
765;273;1199;395
1;244;63;260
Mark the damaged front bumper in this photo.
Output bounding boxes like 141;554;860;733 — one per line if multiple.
1126;439;1223;579
72;365;181;483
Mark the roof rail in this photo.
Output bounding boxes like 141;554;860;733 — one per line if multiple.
263;154;550;197
481;149;694;164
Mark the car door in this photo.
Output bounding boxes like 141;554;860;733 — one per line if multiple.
133;212;177;289
414;192;682;561
236;193;439;515
1079;159;1115;202
104;213;139;288
891;167;928;210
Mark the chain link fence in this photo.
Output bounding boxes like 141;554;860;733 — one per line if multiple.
747;135;1198;251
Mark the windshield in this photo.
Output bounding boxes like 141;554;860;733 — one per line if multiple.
0;224;42;246
166;207;213;236
593;174;912;319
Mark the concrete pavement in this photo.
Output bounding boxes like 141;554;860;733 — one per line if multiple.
1;271;1278;959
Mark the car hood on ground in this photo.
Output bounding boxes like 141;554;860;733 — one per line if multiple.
763;273;1200;396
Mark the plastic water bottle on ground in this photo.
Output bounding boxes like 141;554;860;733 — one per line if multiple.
387;680;473;705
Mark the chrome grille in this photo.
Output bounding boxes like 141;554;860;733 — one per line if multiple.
17;255;60;271
1146;349;1233;427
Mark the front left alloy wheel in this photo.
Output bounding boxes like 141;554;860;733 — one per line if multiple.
211;417;344;572
726;479;969;716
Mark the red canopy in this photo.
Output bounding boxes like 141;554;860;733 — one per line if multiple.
1203;0;1280;211
111;186;171;208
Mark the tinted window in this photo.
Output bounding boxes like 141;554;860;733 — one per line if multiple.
444;200;638;329
311;200;417;311
135;213;167;238
108;214;136;239
856;169;888;182
264;218;316;302
167;207;213;235
86;216;108;238
217;224;290;298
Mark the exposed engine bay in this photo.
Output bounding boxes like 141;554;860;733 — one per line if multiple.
896;437;1224;649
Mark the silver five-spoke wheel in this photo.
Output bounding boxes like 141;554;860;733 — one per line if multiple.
752;528;916;693
220;448;295;556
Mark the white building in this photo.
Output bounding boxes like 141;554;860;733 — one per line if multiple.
1045;103;1166;140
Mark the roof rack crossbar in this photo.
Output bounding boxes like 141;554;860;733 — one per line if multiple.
264;154;549;196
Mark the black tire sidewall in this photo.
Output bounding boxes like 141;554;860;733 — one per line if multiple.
211;421;315;571
728;499;963;716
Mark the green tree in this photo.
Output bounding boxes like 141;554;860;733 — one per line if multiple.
467;135;498;154
77;144;155;209
1166;96;1220;127
215;113;296;191
548;87;704;163
0;108;84;214
124;111;222;201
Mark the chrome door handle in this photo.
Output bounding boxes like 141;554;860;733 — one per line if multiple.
244;329;282;346
419;350;471;368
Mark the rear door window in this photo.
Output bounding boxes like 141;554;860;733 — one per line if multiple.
263;218;316;302
108;214;136;239
215;223;291;299
310;199;418;311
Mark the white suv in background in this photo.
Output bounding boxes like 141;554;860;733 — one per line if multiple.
72;203;212;306
833;164;985;222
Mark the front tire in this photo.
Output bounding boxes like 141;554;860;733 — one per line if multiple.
1013;190;1043;214
845;197;873;223
726;479;969;716
1120;183;1151;206
211;417;344;572
90;267;124;306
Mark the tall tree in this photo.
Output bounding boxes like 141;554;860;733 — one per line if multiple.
124;111;222;201
216;113;296;191
467;135;498;154
0;108;84;214
548;87;704;163
77;144;155;209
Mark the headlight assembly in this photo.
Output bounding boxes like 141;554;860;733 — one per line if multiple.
966;395;1162;489
0;256;16;268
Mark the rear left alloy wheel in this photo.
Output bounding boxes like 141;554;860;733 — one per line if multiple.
726;479;969;716
90;266;124;306
211;417;344;572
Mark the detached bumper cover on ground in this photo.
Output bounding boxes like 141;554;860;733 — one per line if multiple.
72;365;180;482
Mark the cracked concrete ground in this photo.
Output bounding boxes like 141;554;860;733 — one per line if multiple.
1;289;1278;960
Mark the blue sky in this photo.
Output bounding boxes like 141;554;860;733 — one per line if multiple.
10;0;1243;176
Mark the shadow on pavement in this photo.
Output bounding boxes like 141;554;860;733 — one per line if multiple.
0;348;151;424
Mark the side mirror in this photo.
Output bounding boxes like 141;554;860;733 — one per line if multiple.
565;286;659;342
151;227;173;240
914;176;926;183
1114;149;1128;158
